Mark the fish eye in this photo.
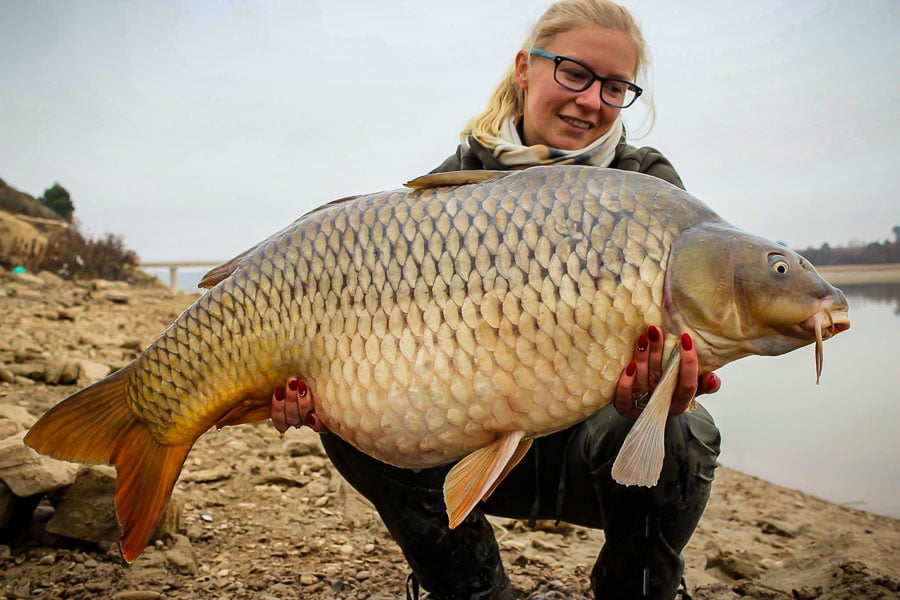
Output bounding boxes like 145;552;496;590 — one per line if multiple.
768;254;790;275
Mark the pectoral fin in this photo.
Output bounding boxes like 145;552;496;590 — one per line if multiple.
611;347;679;487
444;431;529;528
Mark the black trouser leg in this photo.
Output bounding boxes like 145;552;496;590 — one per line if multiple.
482;404;719;600
581;406;717;600
322;435;512;600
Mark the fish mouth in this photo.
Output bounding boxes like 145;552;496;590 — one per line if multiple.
800;299;850;383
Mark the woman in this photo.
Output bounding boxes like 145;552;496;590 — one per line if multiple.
274;1;721;598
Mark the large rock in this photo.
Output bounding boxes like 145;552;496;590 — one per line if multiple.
43;357;81;385
0;431;79;497
5;362;45;381
45;465;185;545
77;359;112;386
0;418;22;439
0;404;37;429
36;270;64;286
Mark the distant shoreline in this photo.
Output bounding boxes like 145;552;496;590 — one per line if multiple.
817;263;900;285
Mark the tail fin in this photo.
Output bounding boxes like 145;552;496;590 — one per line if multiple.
23;365;191;563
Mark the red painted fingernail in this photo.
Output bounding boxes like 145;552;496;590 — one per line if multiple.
288;378;298;391
625;361;636;377
637;334;649;352
274;386;285;402
297;380;308;398
681;333;693;351
648;325;660;343
307;413;318;428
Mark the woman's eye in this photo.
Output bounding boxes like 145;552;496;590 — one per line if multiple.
561;68;589;82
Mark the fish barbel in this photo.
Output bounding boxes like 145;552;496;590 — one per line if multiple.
24;166;849;562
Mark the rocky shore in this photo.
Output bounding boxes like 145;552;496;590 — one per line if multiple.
1;269;898;599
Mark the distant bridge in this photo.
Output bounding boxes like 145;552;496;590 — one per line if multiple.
140;261;223;289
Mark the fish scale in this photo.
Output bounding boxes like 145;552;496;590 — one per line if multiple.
126;168;680;464
24;165;849;562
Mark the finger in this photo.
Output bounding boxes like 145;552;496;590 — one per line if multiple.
697;372;721;396
646;325;664;388
670;333;699;415
633;332;651;395
296;380;312;415
295;380;330;434
614;361;642;419
284;377;302;427
271;386;288;433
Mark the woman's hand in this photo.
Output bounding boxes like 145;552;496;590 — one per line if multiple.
614;326;720;418
271;377;329;434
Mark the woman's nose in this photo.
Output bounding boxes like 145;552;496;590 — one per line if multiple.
574;80;605;111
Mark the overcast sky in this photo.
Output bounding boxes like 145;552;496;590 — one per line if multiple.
1;0;897;262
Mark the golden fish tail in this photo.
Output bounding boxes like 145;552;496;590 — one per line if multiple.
23;365;190;564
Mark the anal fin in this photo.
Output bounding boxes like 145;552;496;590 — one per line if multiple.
443;431;527;529
215;399;271;429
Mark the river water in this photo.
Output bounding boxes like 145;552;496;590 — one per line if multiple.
707;282;900;518
144;268;900;518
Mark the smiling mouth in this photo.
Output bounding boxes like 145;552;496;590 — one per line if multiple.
561;116;593;130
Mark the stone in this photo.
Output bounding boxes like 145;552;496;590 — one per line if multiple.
758;518;804;538
0;431;79;497
283;428;327;458
43;358;81;385
164;533;199;575
89;279;131;291
36;271;65;286
0;363;15;383
45;465;185;545
12;271;46;286
5;362;45;381
0;418;23;439
0;404;37;428
77;360;112;386
113;592;163;600
705;546;762;580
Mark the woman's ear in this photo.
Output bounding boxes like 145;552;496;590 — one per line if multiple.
514;50;529;91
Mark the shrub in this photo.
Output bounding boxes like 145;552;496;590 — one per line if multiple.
35;226;141;281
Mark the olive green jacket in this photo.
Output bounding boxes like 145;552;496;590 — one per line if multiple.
431;136;686;190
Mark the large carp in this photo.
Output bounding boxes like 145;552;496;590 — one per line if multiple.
25;166;849;562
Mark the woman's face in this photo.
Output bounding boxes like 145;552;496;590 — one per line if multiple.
515;24;637;150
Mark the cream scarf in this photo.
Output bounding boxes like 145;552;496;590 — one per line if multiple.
469;117;623;169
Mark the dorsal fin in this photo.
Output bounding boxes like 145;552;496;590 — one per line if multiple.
405;170;512;190
198;194;363;289
198;249;255;289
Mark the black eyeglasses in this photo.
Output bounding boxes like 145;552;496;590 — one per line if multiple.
529;48;643;109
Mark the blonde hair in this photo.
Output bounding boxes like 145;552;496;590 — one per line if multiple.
464;0;654;141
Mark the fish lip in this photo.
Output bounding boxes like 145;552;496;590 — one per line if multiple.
799;304;850;339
